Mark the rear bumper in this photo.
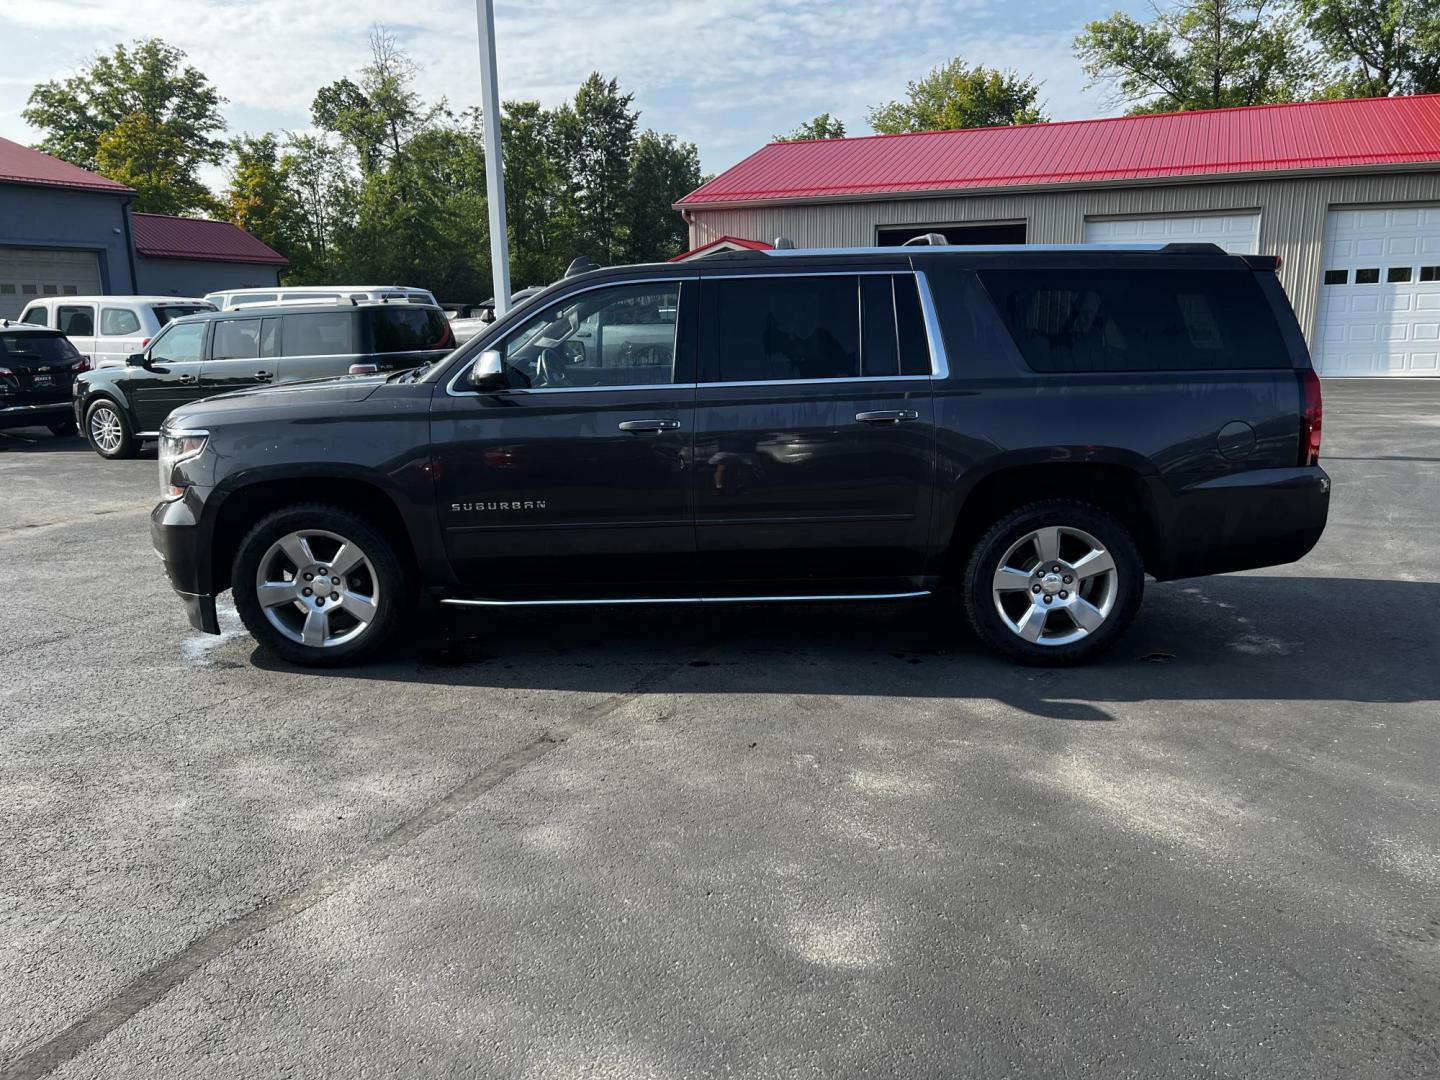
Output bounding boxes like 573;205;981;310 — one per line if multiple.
0;400;71;426
151;495;220;634
1154;465;1331;580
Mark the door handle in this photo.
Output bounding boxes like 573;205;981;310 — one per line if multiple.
856;409;919;424
618;418;681;433
177;373;196;384
254;370;273;381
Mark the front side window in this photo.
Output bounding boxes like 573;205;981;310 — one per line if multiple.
281;312;352;356
149;321;205;365
20;305;48;325
101;307;142;335
211;318;261;360
979;268;1289;373
57;304;95;336
499;283;680;388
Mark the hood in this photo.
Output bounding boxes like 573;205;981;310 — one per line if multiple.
167;373;390;426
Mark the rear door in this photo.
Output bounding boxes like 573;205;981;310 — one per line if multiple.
97;305;146;368
200;315;281;394
363;305;456;372
55;303;97;363
275;310;359;382
693;267;937;590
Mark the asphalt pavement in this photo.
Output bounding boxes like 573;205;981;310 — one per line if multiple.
1;380;1437;1079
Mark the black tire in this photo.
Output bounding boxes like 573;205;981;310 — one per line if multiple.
961;500;1144;666
84;398;138;459
231;504;409;667
47;417;78;437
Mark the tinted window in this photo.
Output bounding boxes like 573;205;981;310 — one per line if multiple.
1388;266;1413;283
0;332;79;362
281;312;352;356
150;322;205;365
713;276;860;381
212;318;261;360
501;283;679;388
369;307;451;352
20;306;48;325
228;293;274;305
861;276;898;376
57;305;95;335
1323;269;1348;285
281;292;339;301
260;317;281;358
1355;268;1380;284
979;268;1289;373
153;304;213;326
894;276;930;375
101;307;141;335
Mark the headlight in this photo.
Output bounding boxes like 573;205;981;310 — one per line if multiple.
158;428;208;499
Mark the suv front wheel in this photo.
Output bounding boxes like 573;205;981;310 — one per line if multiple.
85;399;137;459
962;500;1144;665
232;505;408;666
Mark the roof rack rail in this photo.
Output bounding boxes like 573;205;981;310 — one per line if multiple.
1160;242;1225;254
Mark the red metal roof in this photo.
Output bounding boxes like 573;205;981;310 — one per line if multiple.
0;136;133;194
668;235;774;261
678;95;1440;207
131;213;288;266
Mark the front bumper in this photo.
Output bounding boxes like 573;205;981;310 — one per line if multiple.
151;494;220;634
1156;465;1331;580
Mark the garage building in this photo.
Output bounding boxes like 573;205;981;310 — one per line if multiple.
1;136;284;319
676;95;1440;377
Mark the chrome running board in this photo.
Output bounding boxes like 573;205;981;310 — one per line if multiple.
440;590;931;608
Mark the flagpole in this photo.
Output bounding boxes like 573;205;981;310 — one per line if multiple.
474;0;512;314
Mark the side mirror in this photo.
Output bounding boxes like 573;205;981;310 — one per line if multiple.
125;352;147;367
468;349;509;392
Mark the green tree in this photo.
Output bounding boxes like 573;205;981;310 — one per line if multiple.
281;133;356;283
868;60;1048;133
552;73;639;265
775;113;847;141
1297;0;1440;98
625;130;702;262
224;134;300;259
23;38;226;214
312;27;439;176
1075;0;1311;113
501;100;572;286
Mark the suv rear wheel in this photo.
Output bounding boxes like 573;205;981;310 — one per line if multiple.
232;505;408;666
85;399;138;459
962;500;1143;665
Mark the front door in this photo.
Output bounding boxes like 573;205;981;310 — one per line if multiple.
693;269;936;590
125;320;209;431
429;278;697;593
200;315;280;394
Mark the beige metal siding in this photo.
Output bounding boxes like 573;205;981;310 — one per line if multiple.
684;172;1440;342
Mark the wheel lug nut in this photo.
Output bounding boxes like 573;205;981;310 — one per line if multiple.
302;587;312;597
1063;575;1072;584
316;597;325;606
1031;585;1041;594
331;577;340;585
1052;565;1060;573
330;592;339;601
1059;590;1069;599
303;573;313;581
1043;595;1053;604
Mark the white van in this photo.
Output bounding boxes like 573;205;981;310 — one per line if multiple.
17;295;216;369
205;285;438;309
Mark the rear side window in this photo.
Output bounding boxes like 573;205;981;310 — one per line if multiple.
712;275;860;381
281;312;353;356
368;307;451;353
980;268;1290;372
20;306;48;326
211;318;262;360
57;305;95;335
101;308;141;335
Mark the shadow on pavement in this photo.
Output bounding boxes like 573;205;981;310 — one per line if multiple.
252;575;1440;720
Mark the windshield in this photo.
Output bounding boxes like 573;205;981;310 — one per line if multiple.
153;304;215;326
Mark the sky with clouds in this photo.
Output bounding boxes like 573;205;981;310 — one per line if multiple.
1;0;1152;181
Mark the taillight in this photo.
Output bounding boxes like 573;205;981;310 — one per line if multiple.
141;337;151;348
71;357;91;374
435;322;455;349
1299;367;1322;466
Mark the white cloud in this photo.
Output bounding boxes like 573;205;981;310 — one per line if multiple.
0;0;1125;173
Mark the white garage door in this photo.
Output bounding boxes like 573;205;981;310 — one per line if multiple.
1084;212;1261;254
1312;206;1440;377
0;248;102;320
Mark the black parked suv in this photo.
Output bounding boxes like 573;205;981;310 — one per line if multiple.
0;323;88;436
151;244;1329;666
73;299;455;458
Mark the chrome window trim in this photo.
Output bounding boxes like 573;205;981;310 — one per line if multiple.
700;375;930;389
700;269;906;279
913;270;951;380
764;243;1175;257
445;274;695;398
441;590;931;608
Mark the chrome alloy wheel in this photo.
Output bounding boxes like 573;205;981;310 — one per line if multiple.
89;405;123;454
255;529;379;648
990;525;1118;647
